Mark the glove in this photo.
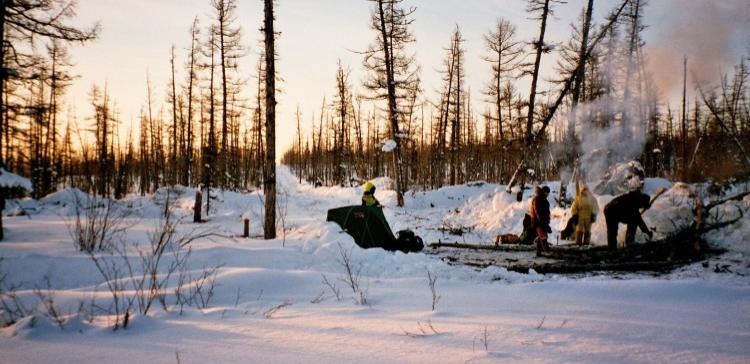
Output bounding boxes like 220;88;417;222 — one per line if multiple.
546;225;552;234
591;213;597;223
646;230;653;240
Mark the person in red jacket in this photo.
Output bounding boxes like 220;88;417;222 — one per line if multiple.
530;186;552;256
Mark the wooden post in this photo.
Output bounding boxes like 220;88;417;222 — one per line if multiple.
243;218;250;238
193;190;202;223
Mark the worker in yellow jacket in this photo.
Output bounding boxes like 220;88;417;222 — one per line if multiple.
570;184;599;246
361;181;381;207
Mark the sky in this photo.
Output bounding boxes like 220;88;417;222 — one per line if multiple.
64;0;750;155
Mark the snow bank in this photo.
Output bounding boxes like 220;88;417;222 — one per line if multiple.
1;166;750;363
0;168;32;191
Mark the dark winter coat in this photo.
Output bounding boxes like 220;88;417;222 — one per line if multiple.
603;190;650;232
530;192;551;231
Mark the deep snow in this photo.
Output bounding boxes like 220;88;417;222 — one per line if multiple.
0;166;748;363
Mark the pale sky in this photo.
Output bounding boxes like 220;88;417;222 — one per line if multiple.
64;0;749;154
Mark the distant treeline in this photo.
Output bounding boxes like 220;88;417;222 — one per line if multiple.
2;0;749;207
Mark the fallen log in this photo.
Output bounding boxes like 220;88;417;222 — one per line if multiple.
428;241;536;252
505;260;688;275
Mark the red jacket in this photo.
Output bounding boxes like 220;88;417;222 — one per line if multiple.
530;194;550;229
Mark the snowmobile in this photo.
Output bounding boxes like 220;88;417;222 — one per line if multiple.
326;205;424;253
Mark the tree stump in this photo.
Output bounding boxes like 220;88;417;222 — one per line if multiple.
193;190;202;223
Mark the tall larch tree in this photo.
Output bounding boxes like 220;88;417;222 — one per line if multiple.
482;18;521;182
362;0;420;207
262;0;277;239
211;0;243;188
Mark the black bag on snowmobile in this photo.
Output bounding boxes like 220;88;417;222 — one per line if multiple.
394;229;424;253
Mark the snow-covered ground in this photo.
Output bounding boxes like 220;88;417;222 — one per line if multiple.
1;166;748;363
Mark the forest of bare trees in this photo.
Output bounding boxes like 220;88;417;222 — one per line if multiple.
1;0;748;240
284;0;750;192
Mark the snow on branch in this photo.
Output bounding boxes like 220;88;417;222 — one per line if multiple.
0;169;32;192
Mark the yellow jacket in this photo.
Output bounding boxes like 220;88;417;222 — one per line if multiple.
362;194;381;207
571;186;599;233
362;182;381;207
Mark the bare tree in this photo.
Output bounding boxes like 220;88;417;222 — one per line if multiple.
183;17;201;186
506;0;630;192
0;0;98;240
333;60;352;185
201;25;219;215
167;45;179;186
483;18;521;182
620;0;646;140
362;0;420;207
210;0;244;188
263;0;277;239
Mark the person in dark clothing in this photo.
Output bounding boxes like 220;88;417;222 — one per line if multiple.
603;190;653;250
530;186;552;256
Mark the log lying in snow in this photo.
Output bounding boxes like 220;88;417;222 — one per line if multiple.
518;235;724;274
505;260;691;275
430;227;727;274
428;241;536;252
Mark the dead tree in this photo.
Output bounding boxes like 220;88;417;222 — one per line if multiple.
183;17;200;186
698;68;750;170
620;0;645;141
553;0;595;202
482;18;521;182
333;60;352;186
506;0;631;193
514;0;564;199
362;0;420;207
0;0;98;240
211;0;243;189
437;26;466;186
167;45;179;186
202;25;219;215
262;0;277;240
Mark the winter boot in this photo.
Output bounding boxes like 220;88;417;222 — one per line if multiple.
536;239;551;257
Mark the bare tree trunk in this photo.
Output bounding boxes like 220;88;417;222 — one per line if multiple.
170;45;178;186
621;0;642;140
0;0;5;168
0;0;4;242
263;0;277;239
681;56;688;178
569;0;594;143
376;0;405;207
